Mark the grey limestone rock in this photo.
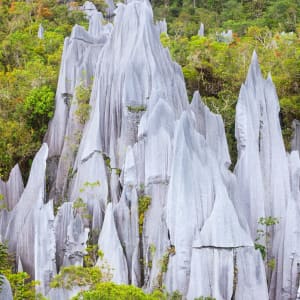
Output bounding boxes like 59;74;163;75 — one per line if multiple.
217;29;233;43
86;0;187;170
34;200;56;295
4;143;57;290
156;19;167;35
234;52;267;239
292;119;300;153
54;202;89;270
0;275;13;300
47;15;108;203
187;248;234;299
63;211;89;267
114;187;140;284
2;1;299;299
38;24;44;39
0;164;24;211
165;112;220;293
198;23;204;36
96;203;128;283
269;151;300;300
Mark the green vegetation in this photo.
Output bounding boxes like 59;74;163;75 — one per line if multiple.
161;29;299;162
50;265;103;290
75;83;92;125
0;0;298;178
154;0;299;164
255;216;279;260
156;245;176;289
255;216;279;275
127;105;147;113
138;195;152;234
0;242;44;299
72;282;165;300
0;0;88;179
0;1;299;298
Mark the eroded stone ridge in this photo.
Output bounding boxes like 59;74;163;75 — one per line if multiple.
0;1;298;300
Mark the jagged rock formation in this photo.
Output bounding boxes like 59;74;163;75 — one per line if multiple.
156;19;167;35
292;119;300;153
0;1;299;300
0;276;13;300
0;164;23;211
217;29;233;43
38;24;44;39
198;22;204;36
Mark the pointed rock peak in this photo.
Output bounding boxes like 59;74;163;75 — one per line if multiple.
114;0;153;31
38;24;44;39
22;144;48;191
290;150;300;165
190;90;202;110
245;50;263;87
0;276;13;300
252;49;258;62
122;146;137;186
100;203;115;232
82;1;97;13
190;90;217;118
156;18;167;35
88;11;105;38
174;111;205;157
17;256;23;272
267;71;272;81
198;23;204;36
9;164;23;183
146;98;175;136
194;187;253;248
70;24;96;42
97;203;128;283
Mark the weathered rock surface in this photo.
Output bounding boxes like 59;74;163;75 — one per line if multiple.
292;119;300;153
0;164;24;211
0;275;13;300
0;1;298;300
5;144;49;277
38;24;44;39
198;22;204;36
96;203;129;283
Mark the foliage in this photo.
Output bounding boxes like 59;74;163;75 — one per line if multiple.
160;28;300;164
127;105;147;113
22;85;55;137
75;83;92;125
50;265;103;290
0;242;42;299
0;0;87;180
72;282;165;300
84;230;101;268
255;217;279;274
156;246;176;289
138;195;152;234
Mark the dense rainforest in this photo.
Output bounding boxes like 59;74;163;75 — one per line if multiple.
0;0;299;299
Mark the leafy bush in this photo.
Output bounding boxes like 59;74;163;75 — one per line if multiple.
22;85;55;137
0;242;43;299
72;282;165;300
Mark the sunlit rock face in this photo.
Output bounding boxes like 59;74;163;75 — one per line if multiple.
0;276;13;300
0;1;298;300
38;24;44;39
44;5;112;204
234;51;298;299
198;22;204;36
0;164;23;211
